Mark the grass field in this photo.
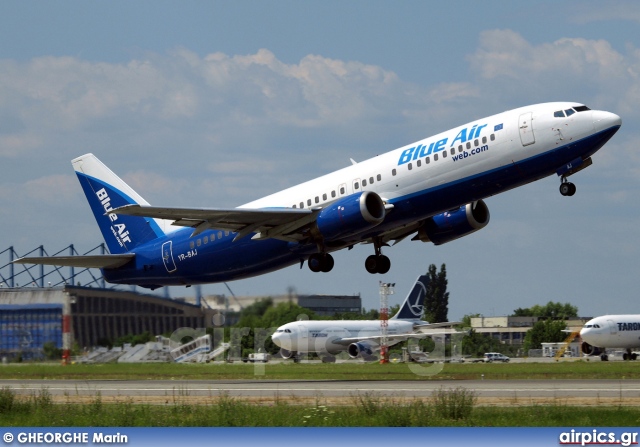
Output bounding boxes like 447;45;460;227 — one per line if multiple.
2;361;639;427
1;386;640;427
0;360;639;381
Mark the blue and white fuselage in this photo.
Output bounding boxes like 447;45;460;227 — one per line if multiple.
15;102;621;288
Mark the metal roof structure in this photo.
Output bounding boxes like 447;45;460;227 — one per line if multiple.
1;244;107;289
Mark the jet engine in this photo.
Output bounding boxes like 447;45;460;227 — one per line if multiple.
581;342;603;356
415;200;490;245
279;348;297;360
315;191;386;241
347;341;378;359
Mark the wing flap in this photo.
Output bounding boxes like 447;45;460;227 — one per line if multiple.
113;204;316;241
12;254;135;269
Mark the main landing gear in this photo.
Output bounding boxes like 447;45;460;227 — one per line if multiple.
365;237;391;274
559;178;576;196
307;238;391;274
307;252;334;273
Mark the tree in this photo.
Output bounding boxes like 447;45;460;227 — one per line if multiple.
512;301;578;319
424;263;449;323
523;319;567;351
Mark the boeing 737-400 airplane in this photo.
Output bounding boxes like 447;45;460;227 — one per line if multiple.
14;102;621;288
581;315;640;361
271;274;456;362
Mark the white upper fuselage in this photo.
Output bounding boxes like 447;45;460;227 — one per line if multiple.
580;315;640;350
271;319;416;354
242;102;618;214
72;100;621;287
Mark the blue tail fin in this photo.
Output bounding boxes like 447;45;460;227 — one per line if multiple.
72;154;173;254
391;274;429;320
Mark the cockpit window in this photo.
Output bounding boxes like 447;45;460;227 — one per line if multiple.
574;105;590;112
565;108;575;117
554;110;565;118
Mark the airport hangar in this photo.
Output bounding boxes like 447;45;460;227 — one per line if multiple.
0;286;362;361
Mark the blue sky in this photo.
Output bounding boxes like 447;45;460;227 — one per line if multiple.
1;1;639;320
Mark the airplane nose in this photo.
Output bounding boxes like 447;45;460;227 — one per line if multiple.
593;110;622;133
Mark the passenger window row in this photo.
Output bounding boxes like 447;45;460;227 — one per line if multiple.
293;174;382;209
291;131;499;209
190;230;230;249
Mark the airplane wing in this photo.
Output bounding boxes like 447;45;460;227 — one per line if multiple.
332;330;460;346
112;204;317;242
12;254;135;269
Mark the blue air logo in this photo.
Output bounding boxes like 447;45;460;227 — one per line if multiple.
96;188;131;247
397;123;487;165
617;322;640;331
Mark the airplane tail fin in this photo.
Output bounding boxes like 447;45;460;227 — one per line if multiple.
72;154;174;254
391;274;429;320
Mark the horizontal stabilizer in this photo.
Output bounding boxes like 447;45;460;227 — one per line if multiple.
12;254;135;269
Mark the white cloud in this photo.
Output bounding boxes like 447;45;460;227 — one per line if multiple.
467;29;640;116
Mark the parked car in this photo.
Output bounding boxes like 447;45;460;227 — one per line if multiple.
483;352;510;363
243;352;270;363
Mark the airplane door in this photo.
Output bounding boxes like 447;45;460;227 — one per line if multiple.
518;112;535;146
338;183;347;197
607;319;617;335
162;241;177;273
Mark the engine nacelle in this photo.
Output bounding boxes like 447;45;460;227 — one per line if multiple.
315;191;386;241
416;200;490;245
279;348;297;359
581;342;603;356
347;341;378;359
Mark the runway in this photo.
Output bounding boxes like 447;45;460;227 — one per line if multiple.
1;379;638;406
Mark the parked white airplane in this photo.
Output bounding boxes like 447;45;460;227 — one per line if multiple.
580;315;640;361
271;274;456;362
14;102;621;288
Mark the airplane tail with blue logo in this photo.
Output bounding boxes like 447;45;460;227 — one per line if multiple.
391;274;429;320
72;154;175;254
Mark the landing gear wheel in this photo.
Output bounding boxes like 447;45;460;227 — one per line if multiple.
377;255;391;274
308;253;334;273
559;182;576;196
308;253;322;272
365;255;378;274
364;255;391;274
600;354;608;361
320;253;334;272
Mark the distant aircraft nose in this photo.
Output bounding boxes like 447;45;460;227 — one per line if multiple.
593;110;622;133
